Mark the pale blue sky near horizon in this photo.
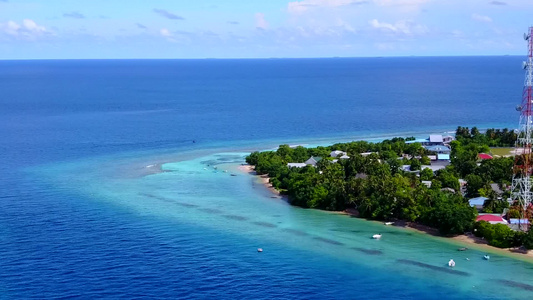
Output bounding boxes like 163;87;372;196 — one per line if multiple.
0;0;532;59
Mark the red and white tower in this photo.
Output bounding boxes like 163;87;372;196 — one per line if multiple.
511;26;533;230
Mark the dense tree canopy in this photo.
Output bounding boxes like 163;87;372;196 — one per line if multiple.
246;129;533;246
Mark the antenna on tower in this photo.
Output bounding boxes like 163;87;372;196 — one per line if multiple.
511;26;533;231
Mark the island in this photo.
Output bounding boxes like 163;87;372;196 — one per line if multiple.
245;126;533;252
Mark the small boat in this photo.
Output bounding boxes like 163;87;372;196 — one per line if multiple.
372;234;382;239
483;255;490;260
458;247;468;251
448;259;456;267
384;222;394;225
466;258;470;261
257;248;263;252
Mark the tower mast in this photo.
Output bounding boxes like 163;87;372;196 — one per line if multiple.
511;26;533;230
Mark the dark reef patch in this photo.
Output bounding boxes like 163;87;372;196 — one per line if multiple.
397;259;470;276
313;237;344;246
353;248;383;255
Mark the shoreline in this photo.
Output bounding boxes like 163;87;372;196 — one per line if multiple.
238;165;287;200
239;164;533;262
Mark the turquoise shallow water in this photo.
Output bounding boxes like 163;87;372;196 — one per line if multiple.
29;144;533;300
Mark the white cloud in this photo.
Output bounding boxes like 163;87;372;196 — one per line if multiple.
5;21;20;36
255;13;269;30
1;19;50;40
451;30;465;39
160;28;172;37
373;0;429;6
373;0;429;13
22;19;46;33
369;19;428;35
288;0;368;14
471;13;492;23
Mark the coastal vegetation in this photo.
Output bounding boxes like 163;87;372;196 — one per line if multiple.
246;127;533;250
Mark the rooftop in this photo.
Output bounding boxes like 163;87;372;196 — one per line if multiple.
469;196;488;206
478;153;493;160
509;219;530;224
437;154;450;160
477;214;507;223
429;135;444;143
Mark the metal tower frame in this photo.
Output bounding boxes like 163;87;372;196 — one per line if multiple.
511;26;533;230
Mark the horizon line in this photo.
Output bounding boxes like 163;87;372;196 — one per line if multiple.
0;54;522;61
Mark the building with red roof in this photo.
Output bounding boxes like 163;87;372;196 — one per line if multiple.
476;214;508;224
478;153;493;160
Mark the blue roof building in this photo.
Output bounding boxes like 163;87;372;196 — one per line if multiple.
468;197;488;208
509;219;530;224
437;153;450;160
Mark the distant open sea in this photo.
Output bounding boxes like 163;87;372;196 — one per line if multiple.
1;57;532;299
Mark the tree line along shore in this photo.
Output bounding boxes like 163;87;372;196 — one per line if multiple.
245;127;533;250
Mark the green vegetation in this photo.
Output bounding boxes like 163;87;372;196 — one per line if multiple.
474;221;524;248
246;127;533;248
455;126;517;147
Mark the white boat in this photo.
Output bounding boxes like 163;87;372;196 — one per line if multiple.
483;255;490;260
257;248;263;252
448;259;456;267
372;234;382;239
384;222;394;225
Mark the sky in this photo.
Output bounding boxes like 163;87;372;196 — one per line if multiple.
0;0;532;59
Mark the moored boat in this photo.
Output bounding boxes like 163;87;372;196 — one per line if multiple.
372;234;382;239
448;259;456;267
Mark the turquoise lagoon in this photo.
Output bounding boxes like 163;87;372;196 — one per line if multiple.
30;139;533;300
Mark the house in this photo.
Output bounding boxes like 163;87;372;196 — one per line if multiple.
509;219;530;231
428;134;444;145
401;165;412;172
360;152;375;157
490;183;503;195
458;179;467;187
421;180;432;188
476;214;508;225
437;153;450;161
425;145;451;153
339;154;350;159
469;196;489;210
443;135;455;144
330;150;347;158
406;134;455;149
287;163;307;168
304;156;322;167
478;153;493;160
421;164;447;172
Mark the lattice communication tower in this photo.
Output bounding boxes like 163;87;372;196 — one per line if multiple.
511;26;533;229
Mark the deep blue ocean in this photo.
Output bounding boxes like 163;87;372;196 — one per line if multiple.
1;57;532;299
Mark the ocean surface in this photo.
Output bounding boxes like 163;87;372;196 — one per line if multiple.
1;57;532;299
